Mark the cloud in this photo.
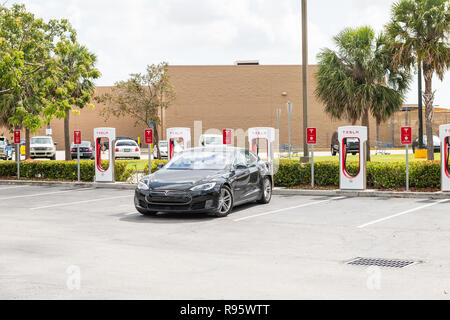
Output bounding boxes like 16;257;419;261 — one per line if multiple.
10;0;450;105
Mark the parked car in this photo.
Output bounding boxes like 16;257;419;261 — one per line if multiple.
116;136;138;144
330;131;360;156
115;139;141;159
199;134;222;147
134;146;273;217
412;135;440;153
71;141;94;159
152;140;168;159
30;136;57;160
0;137;13;160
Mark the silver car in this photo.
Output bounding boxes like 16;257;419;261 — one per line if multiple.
0;137;13;160
30;136;57;160
152;140;168;159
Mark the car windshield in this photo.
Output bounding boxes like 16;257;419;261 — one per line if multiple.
117;141;137;146
31;138;52;145
159;141;168;147
204;136;222;145
0;141;6;146
166;150;234;170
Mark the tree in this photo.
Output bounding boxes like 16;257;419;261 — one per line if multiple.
386;0;450;160
52;41;100;161
315;26;411;161
96;63;175;159
0;4;76;157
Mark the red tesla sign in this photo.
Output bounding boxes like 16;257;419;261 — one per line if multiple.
307;128;317;145
145;129;153;144
223;129;232;145
14;130;20;144
74;131;81;145
401;127;412;145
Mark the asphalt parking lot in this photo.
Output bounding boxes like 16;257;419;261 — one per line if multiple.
0;183;449;299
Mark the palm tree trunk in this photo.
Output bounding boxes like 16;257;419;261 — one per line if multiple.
362;108;371;162
154;126;161;159
64;109;71;161
423;70;434;161
25;128;30;159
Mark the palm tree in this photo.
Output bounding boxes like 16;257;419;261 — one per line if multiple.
316;26;411;161
55;42;100;161
386;0;450;160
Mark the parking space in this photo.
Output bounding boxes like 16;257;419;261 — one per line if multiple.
0;184;449;299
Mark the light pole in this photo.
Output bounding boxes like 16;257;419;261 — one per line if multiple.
301;0;310;162
276;108;281;132
287;102;293;159
418;62;424;149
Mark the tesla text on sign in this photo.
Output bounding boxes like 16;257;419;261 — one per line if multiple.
14;131;20;144
74;131;81;145
223;129;233;145
307;128;317;145
145;129;153;144
401;127;412;145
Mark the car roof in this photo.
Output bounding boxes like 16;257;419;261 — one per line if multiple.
116;139;137;143
185;146;250;153
32;136;53;139
201;134;222;137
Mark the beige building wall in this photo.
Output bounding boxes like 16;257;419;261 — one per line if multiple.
1;64;448;150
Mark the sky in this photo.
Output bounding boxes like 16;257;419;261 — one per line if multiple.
8;0;450;106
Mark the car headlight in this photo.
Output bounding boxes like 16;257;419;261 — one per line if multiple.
138;179;150;190
190;182;216;191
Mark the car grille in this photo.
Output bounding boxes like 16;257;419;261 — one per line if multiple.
147;190;192;205
34;147;47;151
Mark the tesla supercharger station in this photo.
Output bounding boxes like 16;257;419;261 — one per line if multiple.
167;127;191;160
440;124;450;192
248;127;275;161
338;126;368;190
94;127;116;182
248;127;276;184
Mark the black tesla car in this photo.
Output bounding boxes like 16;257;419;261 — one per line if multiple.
70;141;94;159
134;146;273;217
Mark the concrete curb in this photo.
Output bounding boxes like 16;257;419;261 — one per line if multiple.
1;180;449;199
273;188;450;199
0;180;136;190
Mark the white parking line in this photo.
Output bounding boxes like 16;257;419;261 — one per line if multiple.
0;188;95;200
233;196;346;222
30;195;132;210
0;185;27;191
357;199;449;229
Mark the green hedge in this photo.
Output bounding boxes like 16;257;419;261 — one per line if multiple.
274;160;441;189
143;160;168;175
0;158;442;189
0;160;134;182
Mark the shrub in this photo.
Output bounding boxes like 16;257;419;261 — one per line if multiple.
0;158;442;189
0;160;135;182
143;160;168;175
274;160;441;189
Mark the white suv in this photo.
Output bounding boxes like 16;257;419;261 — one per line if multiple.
30;136;57;160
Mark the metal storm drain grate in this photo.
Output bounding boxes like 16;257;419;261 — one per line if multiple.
347;257;417;268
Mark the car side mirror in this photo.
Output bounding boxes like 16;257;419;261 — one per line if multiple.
157;163;165;169
234;164;247;170
54;142;57;145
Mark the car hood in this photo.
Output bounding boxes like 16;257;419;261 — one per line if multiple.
31;144;54;148
148;169;227;190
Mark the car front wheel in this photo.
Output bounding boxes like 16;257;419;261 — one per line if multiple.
215;186;233;217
